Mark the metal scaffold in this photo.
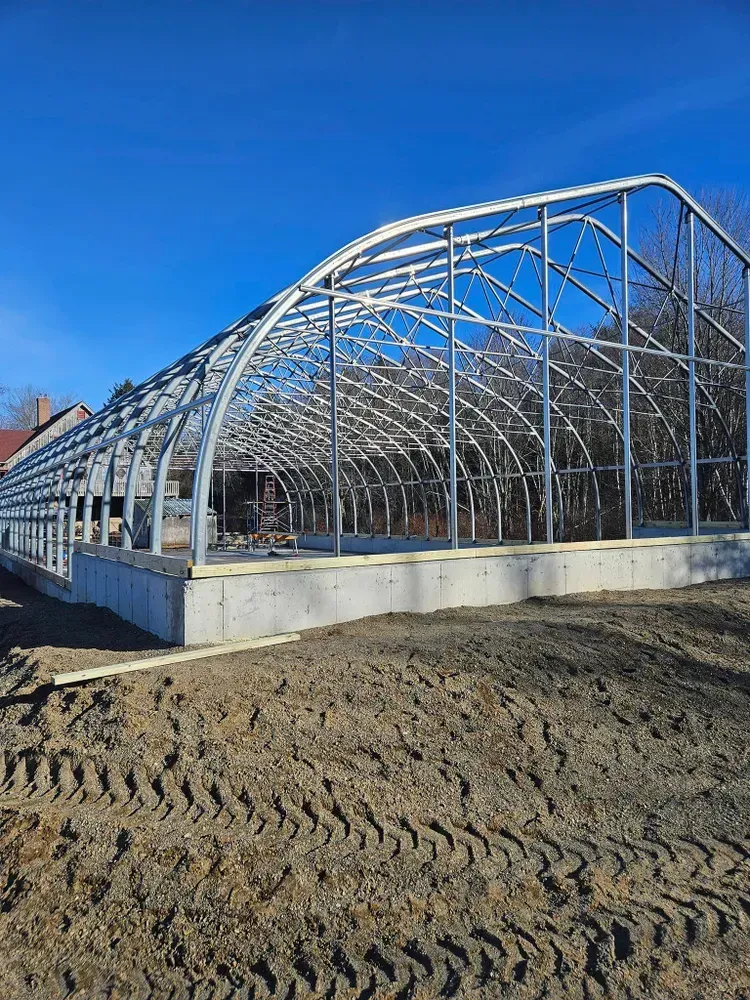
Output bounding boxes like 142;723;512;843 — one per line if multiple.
2;174;750;577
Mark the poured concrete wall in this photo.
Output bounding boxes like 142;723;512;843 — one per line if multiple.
1;535;750;646
182;534;750;644
72;552;186;644
0;550;72;603
0;547;186;645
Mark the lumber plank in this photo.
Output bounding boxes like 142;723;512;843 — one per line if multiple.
188;532;750;579
74;542;192;577
52;633;301;686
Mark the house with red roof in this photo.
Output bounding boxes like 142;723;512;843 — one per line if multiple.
0;396;93;477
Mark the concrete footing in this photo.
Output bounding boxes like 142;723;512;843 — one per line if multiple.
1;534;749;646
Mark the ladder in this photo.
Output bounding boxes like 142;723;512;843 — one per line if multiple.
259;475;283;532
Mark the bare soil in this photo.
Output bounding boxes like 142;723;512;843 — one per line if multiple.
0;566;749;999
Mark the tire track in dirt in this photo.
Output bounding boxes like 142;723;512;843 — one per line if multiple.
2;747;750;999
45;895;750;1000
2;747;748;886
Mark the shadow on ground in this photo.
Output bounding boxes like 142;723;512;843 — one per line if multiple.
0;567;171;657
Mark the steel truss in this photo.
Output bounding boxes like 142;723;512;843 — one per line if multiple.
2;174;750;576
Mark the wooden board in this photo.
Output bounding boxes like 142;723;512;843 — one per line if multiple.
74;542;192;577
52;632;301;686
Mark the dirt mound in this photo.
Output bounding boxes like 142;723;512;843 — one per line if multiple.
0;566;749;998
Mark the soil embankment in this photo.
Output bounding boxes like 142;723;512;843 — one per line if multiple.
0;566;749;998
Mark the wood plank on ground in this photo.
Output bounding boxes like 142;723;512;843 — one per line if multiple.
52;633;301;686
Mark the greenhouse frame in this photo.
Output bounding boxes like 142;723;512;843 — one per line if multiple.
2;174;750;643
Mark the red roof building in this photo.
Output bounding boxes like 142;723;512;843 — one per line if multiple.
0;398;93;477
0;430;33;466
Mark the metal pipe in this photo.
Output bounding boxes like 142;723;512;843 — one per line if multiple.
55;466;70;573
222;445;227;546
620;192;633;539
687;212;699;534
67;458;88;577
327;274;341;557
445;224;459;549
35;481;45;563
45;478;54;569
540;206;553;543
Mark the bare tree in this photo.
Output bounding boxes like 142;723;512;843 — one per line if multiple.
639;188;750;311
0;385;78;429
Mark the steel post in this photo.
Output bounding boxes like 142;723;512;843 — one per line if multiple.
620;193;633;539
540;206;553;543
222;448;227;546
687;212;699;534
327;275;341;557
445;223;459;549
37;481;46;560
45;485;54;569
55;468;67;573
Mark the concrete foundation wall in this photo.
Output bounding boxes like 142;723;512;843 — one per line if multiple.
0;550;72;603
71;553;185;645
2;535;750;647
183;534;750;644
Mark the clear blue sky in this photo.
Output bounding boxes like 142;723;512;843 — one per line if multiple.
1;0;749;409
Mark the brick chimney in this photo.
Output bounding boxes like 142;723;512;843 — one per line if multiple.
36;396;51;427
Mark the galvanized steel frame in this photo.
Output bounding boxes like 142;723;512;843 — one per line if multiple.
2;174;750;578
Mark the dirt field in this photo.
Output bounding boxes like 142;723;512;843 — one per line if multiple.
0;567;749;999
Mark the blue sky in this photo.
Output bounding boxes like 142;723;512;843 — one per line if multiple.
1;0;749;409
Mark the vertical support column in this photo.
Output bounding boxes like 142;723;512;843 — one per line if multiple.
744;267;750;529
67;462;86;580
327;274;341;557
620;193;633;540
539;206;553;543
445;223;459;549
222;447;227;547
30;491;38;563
21;497;28;558
37;485;45;561
45;481;54;569
687;212;699;535
26;487;36;562
26;497;33;559
100;445;120;547
56;469;67;573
